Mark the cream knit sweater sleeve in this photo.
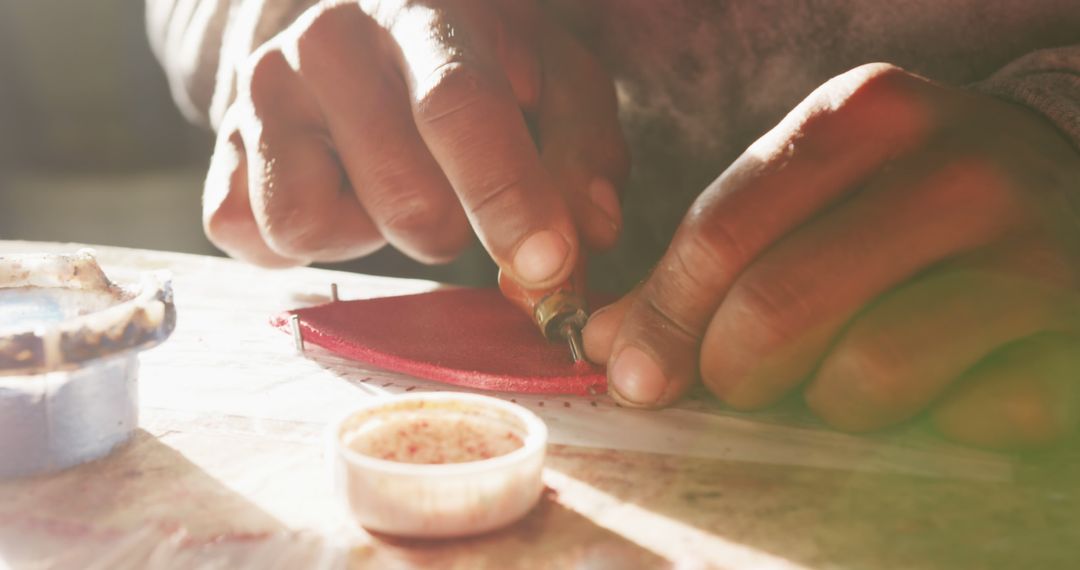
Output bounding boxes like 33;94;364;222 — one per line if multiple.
146;0;317;129
150;1;1080;153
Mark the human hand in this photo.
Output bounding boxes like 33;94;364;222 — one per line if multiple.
584;63;1080;449
203;0;627;287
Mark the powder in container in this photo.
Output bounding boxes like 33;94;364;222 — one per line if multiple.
328;393;546;538
345;412;524;464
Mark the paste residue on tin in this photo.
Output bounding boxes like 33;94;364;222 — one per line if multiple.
344;412;524;464
0;251;175;375
0;287;125;334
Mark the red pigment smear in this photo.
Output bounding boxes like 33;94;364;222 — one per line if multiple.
271;288;609;396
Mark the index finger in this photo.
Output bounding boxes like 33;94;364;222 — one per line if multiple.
389;7;578;288
591;64;938;407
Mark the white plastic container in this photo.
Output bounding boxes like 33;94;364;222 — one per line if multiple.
327;393;547;538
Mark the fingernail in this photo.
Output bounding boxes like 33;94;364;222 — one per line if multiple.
610;346;667;406
513;230;570;285
588;178;621;229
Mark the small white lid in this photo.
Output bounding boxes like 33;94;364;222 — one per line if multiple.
327;393;547;538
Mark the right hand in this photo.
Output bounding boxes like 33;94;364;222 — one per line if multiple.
204;0;628;287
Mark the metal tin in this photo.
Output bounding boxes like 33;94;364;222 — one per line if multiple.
0;250;175;478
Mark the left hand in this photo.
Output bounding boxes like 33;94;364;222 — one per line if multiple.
583;63;1080;449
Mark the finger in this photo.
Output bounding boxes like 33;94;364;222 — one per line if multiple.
203;109;300;268
493;0;543;110
701;144;1035;410
932;333;1080;450
602;217;722;407
598;64;939;408
804;240;1079;431
239;45;384;263
535;22;630;251
582;287;639;365
390;5;579;288
293;6;471;263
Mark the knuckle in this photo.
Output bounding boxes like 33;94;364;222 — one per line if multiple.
661;234;725;303
465;169;530;220
724;275;812;349
681;209;749;281
254;193;331;258
376;189;446;236
810;63;935;143
294;4;355;67
414;61;493;127
639;292;698;345
259;202;311;248
242;47;292;110
641;234;735;341
822;336;912;412
264;213;333;258
843;63;921;107
414;224;471;263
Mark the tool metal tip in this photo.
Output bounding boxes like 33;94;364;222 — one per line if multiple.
562;323;586;364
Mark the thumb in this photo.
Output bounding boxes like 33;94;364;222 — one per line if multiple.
601;218;743;407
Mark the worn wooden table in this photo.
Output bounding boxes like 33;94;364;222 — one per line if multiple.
0;241;1077;569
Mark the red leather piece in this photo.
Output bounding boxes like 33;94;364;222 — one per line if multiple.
272;288;608;396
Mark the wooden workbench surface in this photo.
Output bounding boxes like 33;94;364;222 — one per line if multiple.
0;241;1077;569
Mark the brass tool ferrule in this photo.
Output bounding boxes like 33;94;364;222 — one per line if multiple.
533;291;588;342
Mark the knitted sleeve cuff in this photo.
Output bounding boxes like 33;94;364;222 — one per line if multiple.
973;45;1080;153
